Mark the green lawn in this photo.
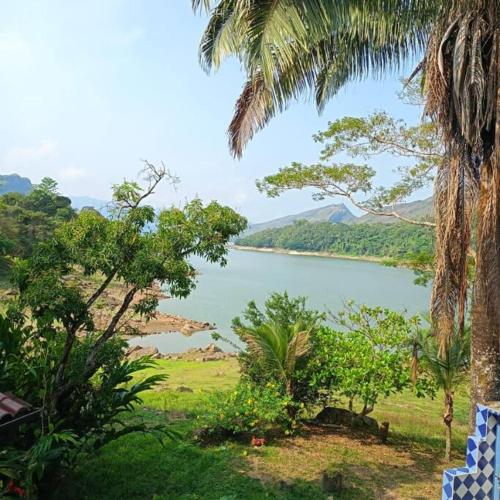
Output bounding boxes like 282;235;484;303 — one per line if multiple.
52;359;469;500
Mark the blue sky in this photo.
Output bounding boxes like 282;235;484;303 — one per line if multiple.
0;1;427;222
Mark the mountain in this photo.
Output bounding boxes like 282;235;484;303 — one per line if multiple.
70;196;109;212
0;174;33;195
352;197;434;225
244;203;356;235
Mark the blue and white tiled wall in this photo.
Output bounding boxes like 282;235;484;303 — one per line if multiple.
442;404;500;499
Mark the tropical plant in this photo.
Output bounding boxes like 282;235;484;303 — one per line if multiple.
232;292;324;404
199;380;294;439
418;328;470;461
301;303;429;415
192;0;499;417
0;162;246;494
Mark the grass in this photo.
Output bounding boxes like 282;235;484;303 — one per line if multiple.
51;359;469;500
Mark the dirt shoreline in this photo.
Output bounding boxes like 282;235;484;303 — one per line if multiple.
230;244;386;264
87;280;214;337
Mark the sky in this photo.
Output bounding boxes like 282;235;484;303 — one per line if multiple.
0;1;429;223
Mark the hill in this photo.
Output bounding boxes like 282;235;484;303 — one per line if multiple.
352;197;434;224
70;196;108;212
235;220;434;260
244;203;356;235
0;174;33;195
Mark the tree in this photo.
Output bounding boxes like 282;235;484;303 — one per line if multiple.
0;178;75;266
1;162;247;492
193;1;499;415
232;292;324;403
257;108;440;227
303;303;424;416
419;328;470;460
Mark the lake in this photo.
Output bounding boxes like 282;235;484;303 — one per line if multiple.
129;248;430;353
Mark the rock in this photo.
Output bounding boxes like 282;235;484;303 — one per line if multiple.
125;345;142;357
205;343;222;353
176;386;193;393
321;471;343;494
351;414;380;434
315;407;354;426
126;346;159;360
315;407;380;434
202;352;226;362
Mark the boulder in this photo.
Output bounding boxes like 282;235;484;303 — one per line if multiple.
315;407;354;427
205;343;222;353
202;352;226;362
351;414;380;434
126;346;159;360
125;345;142;357
315;407;380;434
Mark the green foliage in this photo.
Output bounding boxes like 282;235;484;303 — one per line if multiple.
256;109;440;223
0;177;75;272
0;310;169;496
192;1;436;157
232;293;324;397
0;164;246;494
418;327;470;394
199;381;294;437
301;303;429;415
236;221;434;260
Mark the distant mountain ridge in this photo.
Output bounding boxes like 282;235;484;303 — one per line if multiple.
244;197;434;235
354;197;434;224
0;174;33;195
0;173;433;227
244;203;356;235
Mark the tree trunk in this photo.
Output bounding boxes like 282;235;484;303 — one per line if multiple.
444;391;454;461
470;86;500;428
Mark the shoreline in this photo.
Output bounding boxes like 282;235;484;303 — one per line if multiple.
230;244;387;264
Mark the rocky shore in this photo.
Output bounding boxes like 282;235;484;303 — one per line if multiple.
86;279;214;337
126;343;237;362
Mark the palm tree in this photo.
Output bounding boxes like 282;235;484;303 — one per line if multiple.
419;328;470;461
192;1;499;417
234;319;312;399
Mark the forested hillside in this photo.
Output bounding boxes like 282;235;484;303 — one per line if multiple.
0;177;75;272
235;220;434;260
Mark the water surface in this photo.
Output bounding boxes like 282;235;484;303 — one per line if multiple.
129;249;430;352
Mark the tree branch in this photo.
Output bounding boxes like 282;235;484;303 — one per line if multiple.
54;286;138;406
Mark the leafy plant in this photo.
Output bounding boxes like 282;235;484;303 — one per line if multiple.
232;293;324;407
418;327;470;460
0;163;246;494
302;303;430;415
199;381;294;439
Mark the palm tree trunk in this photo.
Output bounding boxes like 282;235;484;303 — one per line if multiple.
444;391;454;461
470;86;500;428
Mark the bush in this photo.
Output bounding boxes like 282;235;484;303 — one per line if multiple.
0;309;168;497
299;302;431;415
198;381;295;440
231;292;324;403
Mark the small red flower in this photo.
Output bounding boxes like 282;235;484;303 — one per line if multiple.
251;436;266;447
6;480;25;497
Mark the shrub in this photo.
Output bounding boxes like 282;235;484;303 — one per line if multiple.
231;292;324;404
300;302;431;415
198;381;295;439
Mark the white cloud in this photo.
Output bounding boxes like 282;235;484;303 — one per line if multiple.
4;140;58;164
58;166;86;180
